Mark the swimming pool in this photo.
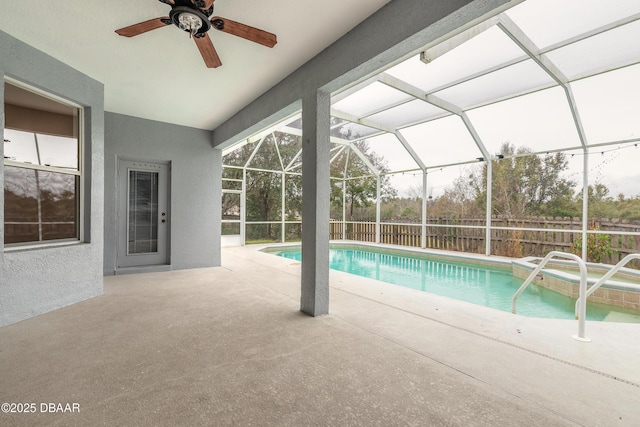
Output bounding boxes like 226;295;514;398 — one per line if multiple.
268;245;640;323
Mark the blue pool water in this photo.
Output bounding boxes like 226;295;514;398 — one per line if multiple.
271;246;640;323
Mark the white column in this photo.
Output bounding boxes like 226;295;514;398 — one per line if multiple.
281;172;286;243
342;178;346;240
376;175;381;243
582;150;589;261
241;168;247;246
485;160;492;256
422;170;427;249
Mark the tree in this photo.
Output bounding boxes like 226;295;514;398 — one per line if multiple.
615;195;640;220
329;140;396;219
430;171;483;218
587;183;616;218
222;132;303;241
473;142;577;217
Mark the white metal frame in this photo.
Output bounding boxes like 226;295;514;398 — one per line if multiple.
222;7;640;255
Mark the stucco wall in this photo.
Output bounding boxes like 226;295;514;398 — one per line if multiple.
103;113;221;275
0;30;104;326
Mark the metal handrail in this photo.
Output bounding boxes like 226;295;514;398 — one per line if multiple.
574;253;640;318
512;251;590;342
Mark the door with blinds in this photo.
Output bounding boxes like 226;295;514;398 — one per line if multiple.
117;160;169;268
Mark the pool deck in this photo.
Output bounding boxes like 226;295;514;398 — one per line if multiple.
1;243;639;425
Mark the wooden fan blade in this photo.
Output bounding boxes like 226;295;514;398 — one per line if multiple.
211;17;277;48
194;33;222;68
116;17;170;37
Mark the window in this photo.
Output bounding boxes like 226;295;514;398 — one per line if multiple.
3;81;82;245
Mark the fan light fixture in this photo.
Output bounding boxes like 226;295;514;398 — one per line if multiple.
178;12;203;37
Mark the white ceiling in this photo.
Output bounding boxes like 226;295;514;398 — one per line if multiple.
0;0;391;130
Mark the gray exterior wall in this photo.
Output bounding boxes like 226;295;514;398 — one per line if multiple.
0;30;104;326
103;113;221;275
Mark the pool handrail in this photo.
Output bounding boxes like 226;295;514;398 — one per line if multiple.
512;251;590;342
574;253;640;318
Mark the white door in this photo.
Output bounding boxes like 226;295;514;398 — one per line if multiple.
118;160;169;268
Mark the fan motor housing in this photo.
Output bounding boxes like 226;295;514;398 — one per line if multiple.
169;6;212;36
160;0;214;16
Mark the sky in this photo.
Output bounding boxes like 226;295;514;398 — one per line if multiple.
4;129;78;169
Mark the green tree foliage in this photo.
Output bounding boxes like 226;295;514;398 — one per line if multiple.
329;140;396;219
378;142;580;220
223;132;396;238
570;184;640;220
473;142;577;217
430;172;483;219
222;132;302;241
614;194;640;219
576;183;617;219
380;197;421;220
571;223;615;263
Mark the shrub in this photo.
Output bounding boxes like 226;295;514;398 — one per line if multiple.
502;229;524;258
571;224;615;263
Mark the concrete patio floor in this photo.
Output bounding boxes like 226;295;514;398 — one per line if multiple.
1;244;639;426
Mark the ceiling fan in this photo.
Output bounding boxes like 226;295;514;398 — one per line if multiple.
115;0;277;68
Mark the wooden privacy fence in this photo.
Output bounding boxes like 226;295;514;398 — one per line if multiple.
329;221;421;246
329;216;640;267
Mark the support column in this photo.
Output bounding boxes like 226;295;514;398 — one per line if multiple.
485;159;493;256
422;170;427;249
301;90;331;316
342;178;346;240
582;150;589;260
281;172;286;243
375;176;381;243
241;168;247;246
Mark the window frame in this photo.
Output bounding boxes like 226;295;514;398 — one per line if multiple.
3;77;85;249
